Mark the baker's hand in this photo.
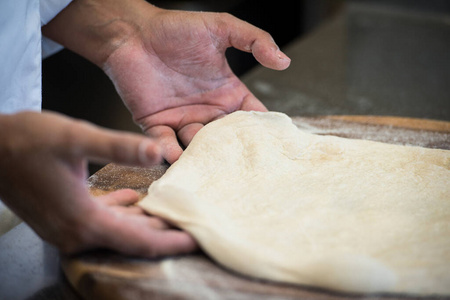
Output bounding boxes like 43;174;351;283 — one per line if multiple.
42;1;291;163
104;8;291;163
0;111;197;257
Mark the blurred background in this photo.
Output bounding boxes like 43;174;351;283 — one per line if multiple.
42;0;450;172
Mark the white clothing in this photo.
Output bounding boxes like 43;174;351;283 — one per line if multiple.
0;0;71;236
41;0;73;58
0;0;71;114
40;0;72;25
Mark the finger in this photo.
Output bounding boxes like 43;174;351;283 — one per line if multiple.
240;94;269;112
95;212;198;257
251;39;291;71
140;230;198;257
111;206;146;215
177;123;204;147
69;121;162;166
111;212;171;230
143;216;171;230
146;126;183;164
96;189;139;206
221;14;291;70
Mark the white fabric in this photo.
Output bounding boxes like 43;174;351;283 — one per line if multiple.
40;0;72;25
42;37;65;59
0;0;71;235
0;0;71;114
0;0;41;113
41;0;72;58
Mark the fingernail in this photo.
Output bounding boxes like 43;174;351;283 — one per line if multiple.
275;50;291;70
276;50;290;62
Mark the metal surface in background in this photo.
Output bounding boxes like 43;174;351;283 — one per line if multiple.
243;2;450;120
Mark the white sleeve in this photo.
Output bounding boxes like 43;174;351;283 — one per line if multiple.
40;0;72;26
40;0;72;58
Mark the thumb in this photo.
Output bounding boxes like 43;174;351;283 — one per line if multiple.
70;121;162;166
221;14;291;70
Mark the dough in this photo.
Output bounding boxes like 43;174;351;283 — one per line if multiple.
139;111;450;295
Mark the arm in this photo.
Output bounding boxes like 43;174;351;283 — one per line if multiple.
42;0;291;163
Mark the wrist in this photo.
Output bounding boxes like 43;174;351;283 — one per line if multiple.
42;0;160;67
0;114;13;158
0;113;28;163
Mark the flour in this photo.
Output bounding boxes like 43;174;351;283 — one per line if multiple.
292;117;450;149
140;111;450;295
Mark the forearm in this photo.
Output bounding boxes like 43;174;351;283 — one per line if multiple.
41;0;159;67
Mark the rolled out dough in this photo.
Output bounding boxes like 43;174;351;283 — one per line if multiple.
139;111;450;295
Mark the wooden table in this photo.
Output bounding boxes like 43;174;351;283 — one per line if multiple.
62;116;450;300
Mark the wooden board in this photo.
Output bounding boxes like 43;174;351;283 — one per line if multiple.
62;116;450;300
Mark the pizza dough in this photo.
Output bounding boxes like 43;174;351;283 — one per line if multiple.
139;111;450;295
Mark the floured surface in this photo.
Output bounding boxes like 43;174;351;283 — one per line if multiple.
292;116;450;150
139;111;450;296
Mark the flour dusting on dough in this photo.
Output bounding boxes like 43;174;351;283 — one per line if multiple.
140;111;450;296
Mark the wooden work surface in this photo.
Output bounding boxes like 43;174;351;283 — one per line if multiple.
62;116;450;300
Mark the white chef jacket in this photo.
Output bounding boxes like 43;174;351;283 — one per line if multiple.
0;0;72;114
0;0;72;236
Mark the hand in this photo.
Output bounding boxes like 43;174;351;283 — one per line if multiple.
0;111;197;257
42;0;291;163
104;7;291;163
